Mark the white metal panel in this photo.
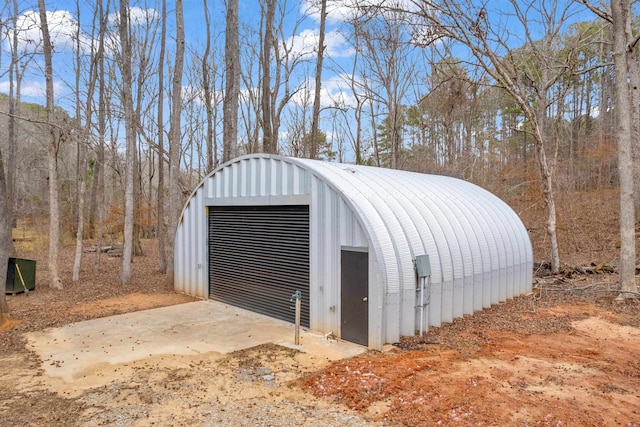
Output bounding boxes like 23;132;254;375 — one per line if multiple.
432;176;510;306
403;174;476;319
441;178;504;306
291;159;396;346
174;181;208;298
383;171;463;325
341;168;423;337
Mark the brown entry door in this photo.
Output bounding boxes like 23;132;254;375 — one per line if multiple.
341;249;368;346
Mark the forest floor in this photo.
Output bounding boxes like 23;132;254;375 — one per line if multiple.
1;188;640;426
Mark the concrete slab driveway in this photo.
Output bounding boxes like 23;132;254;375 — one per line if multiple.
25;300;366;383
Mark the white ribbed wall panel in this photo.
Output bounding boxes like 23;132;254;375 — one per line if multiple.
174;154;533;350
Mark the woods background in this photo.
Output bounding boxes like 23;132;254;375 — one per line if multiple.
0;0;638;302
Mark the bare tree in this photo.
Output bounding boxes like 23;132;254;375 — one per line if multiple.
72;0;101;282
6;0;20;229
0;144;13;325
94;0;110;272
261;0;277;153
238;26;263;154
157;0;167;273
264;6;309;155
118;0;135;284
166;0;185;284
0;1;10;326
609;0;637;298
38;0;63;290
348;29;367;165
580;1;637;297
403;0;591;272
202;0;217;169
310;0;327;159
223;0;240;162
72;0;86;282
238;11;307;156
350;7;417;169
131;7;160;257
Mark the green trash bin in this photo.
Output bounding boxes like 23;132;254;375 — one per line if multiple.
5;258;36;294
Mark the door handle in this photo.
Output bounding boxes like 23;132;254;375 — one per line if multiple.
363;297;368;302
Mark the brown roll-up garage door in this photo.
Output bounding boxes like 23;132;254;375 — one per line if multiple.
208;205;310;327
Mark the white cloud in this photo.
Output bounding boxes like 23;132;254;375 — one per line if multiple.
109;6;159;26
6;6;159;56
286;29;317;59
301;0;362;24
0;79;64;98
9;10;90;53
302;0;422;24
325;29;355;57
291;73;361;109
286;29;354;60
182;83;223;107
321;74;360;108
130;7;159;24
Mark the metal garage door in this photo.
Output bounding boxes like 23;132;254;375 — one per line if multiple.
208;205;310;327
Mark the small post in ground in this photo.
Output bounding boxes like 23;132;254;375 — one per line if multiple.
291;290;302;345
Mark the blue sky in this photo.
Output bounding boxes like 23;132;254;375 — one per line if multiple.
0;0;604;164
0;0;361;112
0;0;385;164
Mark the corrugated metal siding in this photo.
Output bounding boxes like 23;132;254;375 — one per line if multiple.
291;158;532;345
174;180;208;298
174;154;533;350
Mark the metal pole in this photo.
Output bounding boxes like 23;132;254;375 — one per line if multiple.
291;290;302;345
420;277;424;336
295;297;301;345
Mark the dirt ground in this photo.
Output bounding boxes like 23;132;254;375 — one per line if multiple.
306;291;640;426
2;237;640;425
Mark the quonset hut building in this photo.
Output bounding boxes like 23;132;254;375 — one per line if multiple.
174;154;533;349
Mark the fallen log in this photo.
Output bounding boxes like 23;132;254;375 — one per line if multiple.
84;245;114;253
573;264;616;275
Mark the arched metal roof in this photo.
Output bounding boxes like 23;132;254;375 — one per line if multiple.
288;157;533;315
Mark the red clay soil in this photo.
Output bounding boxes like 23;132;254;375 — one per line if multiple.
305;295;640;426
305;183;640;426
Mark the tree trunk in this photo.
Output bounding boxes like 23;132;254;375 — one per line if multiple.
6;0;20;230
72;0;95;282
0;146;14;325
261;0;276;154
133;141;143;257
611;0;637;298
156;0;167;274
166;0;185;286
534;62;561;273
94;0;107;272
203;0;216;170
536;137;561;273
72;135;87;283
119;0;135;285
349;32;364;165
310;0;327;160
223;0;240;162
627;26;640;223
38;0;63;290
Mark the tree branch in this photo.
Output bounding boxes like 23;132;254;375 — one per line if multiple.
629;33;640;51
573;62;613;76
0;110;65;130
580;0;611;22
